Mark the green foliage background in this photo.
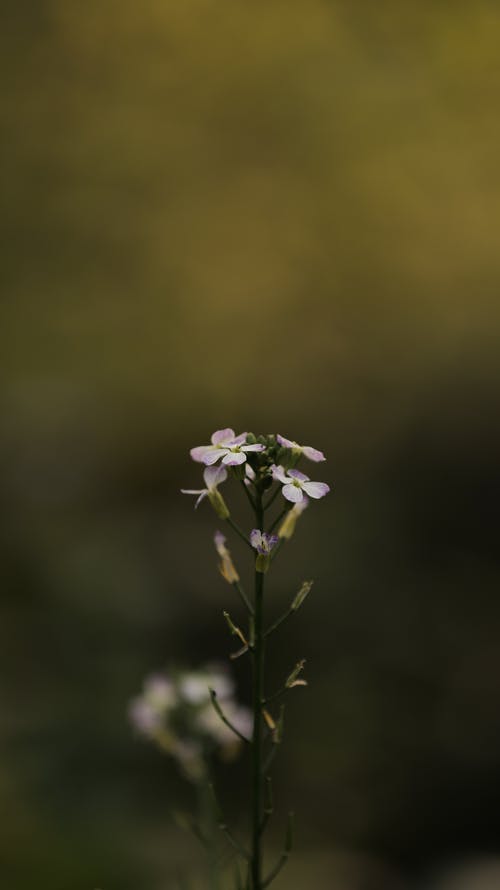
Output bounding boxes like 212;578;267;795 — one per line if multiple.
1;2;500;888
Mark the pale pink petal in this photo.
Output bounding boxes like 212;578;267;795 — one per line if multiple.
288;468;309;482
181;488;205;495
222;451;246;465
190;445;212;462
214;530;227;554
241;444;265;452
282;484;303;503
194;491;208;509
245;464;256;481
302;445;325;462
276;434;295;449
302;481;330;499
295;496;309;513
231;432;248;446
203;465;228;488
211;428;235;445
271;464;290;484
203;449;224;465
250;529;263;549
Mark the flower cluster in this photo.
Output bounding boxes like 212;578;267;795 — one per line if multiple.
182;428;330;523
129;665;252;780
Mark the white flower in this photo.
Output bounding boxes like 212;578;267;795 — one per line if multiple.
277;433;325;462
271;465;330;503
190;428;265;466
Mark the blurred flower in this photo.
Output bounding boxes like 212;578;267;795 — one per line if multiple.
128;664;249;780
272;465;330;503
197;699;253;752
181;465;230;518
190;428;265;466
214;530;239;583
180;665;234;704
250;529;278;555
277;433;325;462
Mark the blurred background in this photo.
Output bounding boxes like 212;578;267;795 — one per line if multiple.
2;1;500;888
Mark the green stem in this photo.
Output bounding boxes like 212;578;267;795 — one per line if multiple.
251;493;265;889
210;690;251;744
226;516;253;550
263;485;280;511
199;777;220;890
240;479;257;511
233;579;254;615
264;602;293;638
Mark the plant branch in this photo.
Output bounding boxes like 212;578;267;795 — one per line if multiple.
259;776;273;835
262;813;293;888
240;480;257;511
208;783;251;862
263;485;281;511
226;516;253;550
209;689;250;744
233;579;254;615
264;606;293;638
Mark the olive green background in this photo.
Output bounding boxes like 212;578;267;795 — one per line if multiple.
2;2;500;888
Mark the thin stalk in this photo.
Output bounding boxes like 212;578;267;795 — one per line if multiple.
227;517;254;550
233;579;254;615
209;690;251;744
264;605;293;638
198;778;220;890
263;485;280;511
240;479;257;511
251;492;265;889
262;686;288;707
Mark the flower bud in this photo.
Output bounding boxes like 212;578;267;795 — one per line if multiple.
278;507;298;540
219;554;239;584
208;489;230;520
291;580;313;611
255;553;271;574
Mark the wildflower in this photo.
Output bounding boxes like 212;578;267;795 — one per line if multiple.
276;434;325;463
272;465;330;503
250;528;279;573
250;529;279;555
128;665;248;780
181;465;230;518
278;496;308;539
191;428;265;466
214;530;239;583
